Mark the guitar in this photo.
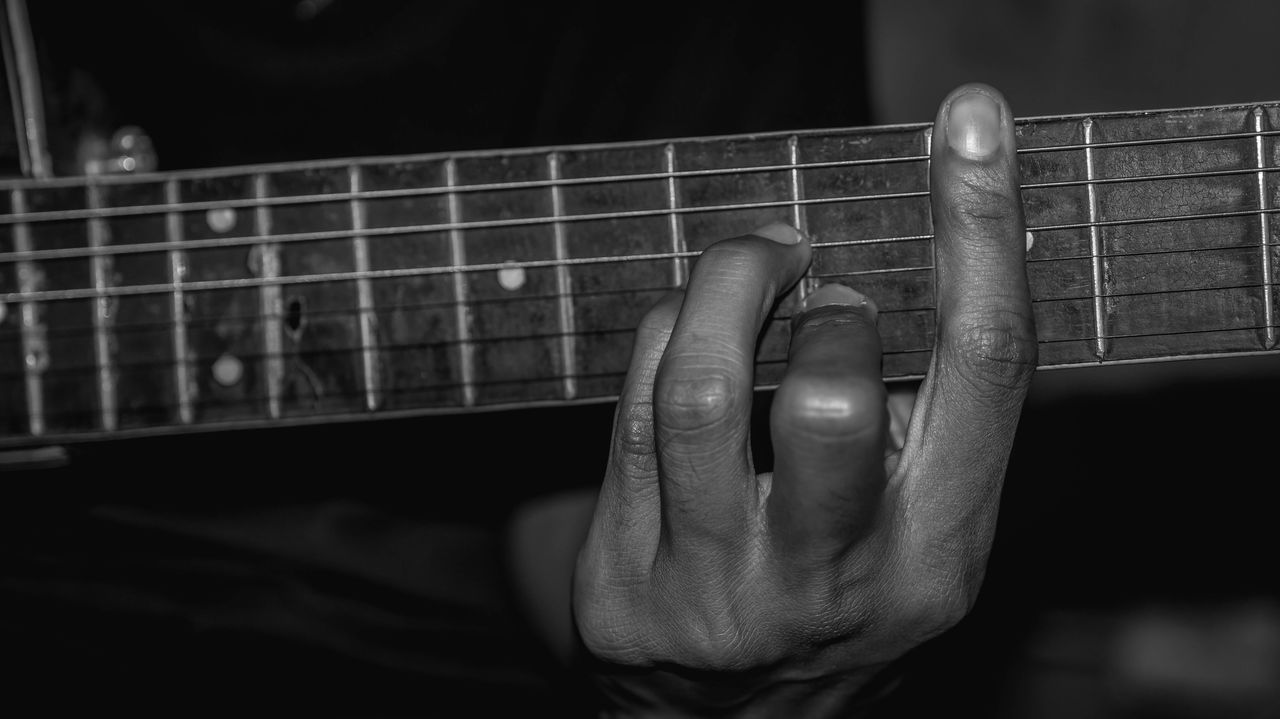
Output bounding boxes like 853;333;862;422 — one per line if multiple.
3;98;1280;450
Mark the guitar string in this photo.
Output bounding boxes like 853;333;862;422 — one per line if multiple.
0;124;1277;264
0;125;1276;229
11;318;1280;421
5;117;1280;429
0;165;1273;268
3;207;1280;306
0;116;1273;198
2;125;1276;398
9;355;800;419
6;278;1279;379
0;157;1271;238
4;234;1278;343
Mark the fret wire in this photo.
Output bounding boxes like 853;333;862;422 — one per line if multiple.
253;174;284;419
788;135;811;299
11;188;45;436
1254;107;1277;349
548;152;578;400
4;124;1279;229
13;165;1280;267
665;143;687;286
445;158;477;407
85;182;117;431
922;126;935;331
20;278;1280;378
164;180;194;424
1083;118;1108;359
348;165;381;411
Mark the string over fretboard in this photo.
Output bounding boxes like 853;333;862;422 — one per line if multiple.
2;101;1279;446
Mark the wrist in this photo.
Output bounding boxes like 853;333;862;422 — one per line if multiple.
589;659;903;718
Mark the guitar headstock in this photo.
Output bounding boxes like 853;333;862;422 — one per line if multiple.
0;0;44;179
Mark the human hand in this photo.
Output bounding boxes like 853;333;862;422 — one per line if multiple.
572;83;1037;717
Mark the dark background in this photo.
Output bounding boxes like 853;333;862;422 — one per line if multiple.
4;1;1279;717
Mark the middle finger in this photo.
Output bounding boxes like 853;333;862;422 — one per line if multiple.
654;222;810;546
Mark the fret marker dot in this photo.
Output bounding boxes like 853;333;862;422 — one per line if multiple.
213;352;244;387
1026;230;1035;251
497;265;526;291
206;207;237;233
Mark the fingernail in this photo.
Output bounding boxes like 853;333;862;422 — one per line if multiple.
752;221;803;245
803;283;878;321
946;90;1003;160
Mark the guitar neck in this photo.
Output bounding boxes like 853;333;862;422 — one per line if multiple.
2;101;1279;447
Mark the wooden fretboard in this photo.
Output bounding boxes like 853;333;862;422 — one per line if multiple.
2;101;1279;447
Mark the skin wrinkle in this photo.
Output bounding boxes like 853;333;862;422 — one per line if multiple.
655;373;741;433
649;549;763;664
937;317;1038;396
575;85;1037;715
941;165;1016;215
657;458;754;546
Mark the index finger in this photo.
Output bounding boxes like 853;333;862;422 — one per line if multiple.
899;84;1037;564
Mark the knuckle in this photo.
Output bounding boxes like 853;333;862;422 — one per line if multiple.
945;309;1038;392
655;365;742;433
945;169;1020;226
662;600;761;671
614;408;654;458
773;373;886;441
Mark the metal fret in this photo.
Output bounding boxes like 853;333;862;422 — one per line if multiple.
10;189;44;435
348;165;381;410
664;143;687;286
445;159;476;406
253;174;284;418
85;183;117;430
788;135;810;299
1083;118;1109;359
163;180;193;424
548;153;577;400
1254;107;1276;349
923;126;935;315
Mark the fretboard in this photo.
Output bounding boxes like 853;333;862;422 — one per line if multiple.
2;101;1279;447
